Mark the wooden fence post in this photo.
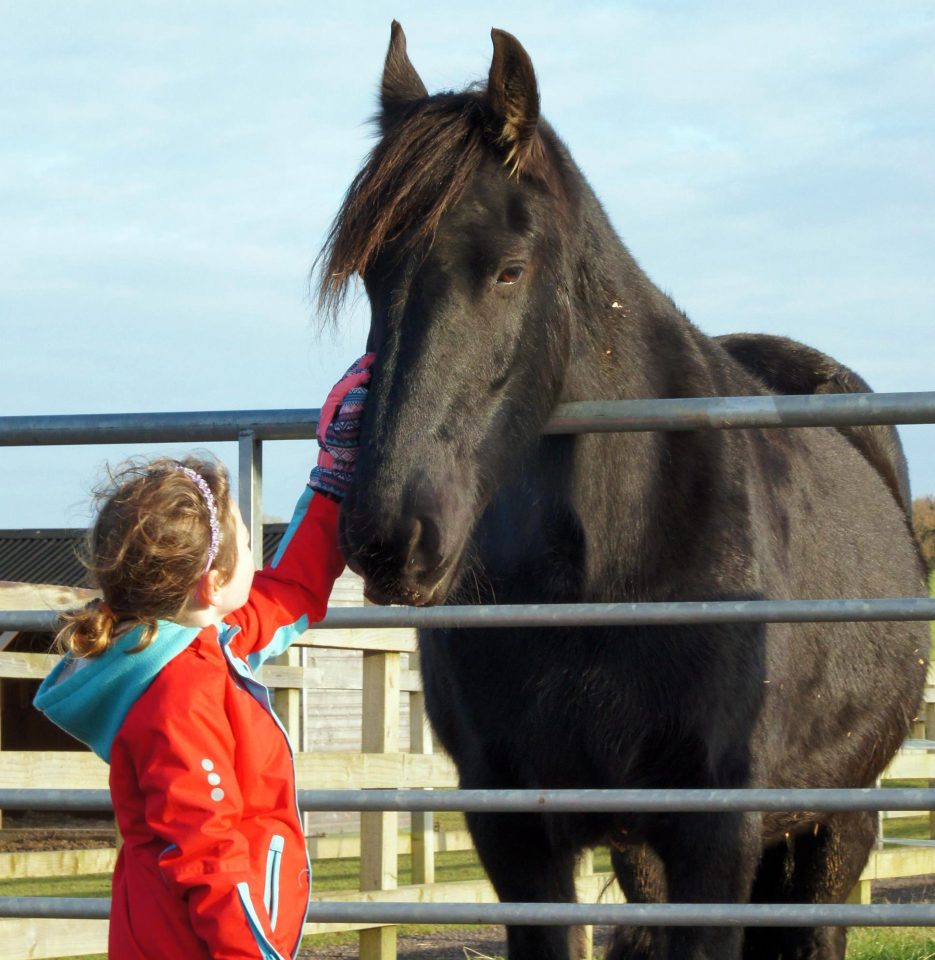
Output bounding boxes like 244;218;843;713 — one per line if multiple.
360;650;400;960
572;849;594;960
927;699;935;840
409;689;435;885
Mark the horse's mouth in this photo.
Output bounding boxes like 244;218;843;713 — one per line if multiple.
355;555;461;608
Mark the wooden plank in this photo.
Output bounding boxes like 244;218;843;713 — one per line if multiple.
0;828;474;879
15;745;935;795
0;582;96;613
0;652;423;693
0;652;67;680
297;751;457;790
0;751;457;790
299;628;417;654
0;918;108;960
860;844;935;881
0;753;109;789
0;827;474;880
12;744;934;797
305;661;423;693
309;828;472;862
882;750;935;781
0;847;116;880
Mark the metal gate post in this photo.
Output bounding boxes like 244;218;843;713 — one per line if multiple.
237;430;264;570
239;431;302;748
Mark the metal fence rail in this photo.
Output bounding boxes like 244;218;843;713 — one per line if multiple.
2;392;935;446
4;787;935;814
4;597;935;634
4;897;935;926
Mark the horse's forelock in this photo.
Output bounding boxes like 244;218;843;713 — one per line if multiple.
315;91;567;320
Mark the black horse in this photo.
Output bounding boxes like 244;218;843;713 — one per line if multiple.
318;23;927;960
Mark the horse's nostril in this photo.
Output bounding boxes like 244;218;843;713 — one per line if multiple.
405;518;423;565
403;513;443;580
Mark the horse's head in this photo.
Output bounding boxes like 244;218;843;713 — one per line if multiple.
319;23;581;605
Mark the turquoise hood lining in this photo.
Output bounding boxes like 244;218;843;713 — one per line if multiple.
33;620;202;763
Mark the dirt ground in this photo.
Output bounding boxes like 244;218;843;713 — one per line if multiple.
297;927;621;959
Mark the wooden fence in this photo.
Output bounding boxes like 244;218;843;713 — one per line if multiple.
1;579;934;960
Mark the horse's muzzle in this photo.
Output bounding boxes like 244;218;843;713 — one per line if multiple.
339;491;463;606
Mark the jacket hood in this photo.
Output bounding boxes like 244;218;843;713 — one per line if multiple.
33;620;203;762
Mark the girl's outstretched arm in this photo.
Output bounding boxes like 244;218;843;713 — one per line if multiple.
225;353;373;667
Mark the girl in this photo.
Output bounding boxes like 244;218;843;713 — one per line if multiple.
34;355;374;960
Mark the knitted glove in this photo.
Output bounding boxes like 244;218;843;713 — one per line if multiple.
308;353;375;502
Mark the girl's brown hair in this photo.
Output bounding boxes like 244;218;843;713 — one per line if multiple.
56;455;239;658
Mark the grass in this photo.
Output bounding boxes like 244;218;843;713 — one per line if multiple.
847;927;935;960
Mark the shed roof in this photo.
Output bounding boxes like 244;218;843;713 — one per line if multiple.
0;525;289;588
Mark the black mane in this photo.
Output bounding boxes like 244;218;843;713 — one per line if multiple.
316;91;569;317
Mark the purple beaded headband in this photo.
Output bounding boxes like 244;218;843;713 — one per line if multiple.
175;466;222;574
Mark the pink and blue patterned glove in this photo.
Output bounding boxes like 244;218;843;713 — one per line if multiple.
308;353;375;502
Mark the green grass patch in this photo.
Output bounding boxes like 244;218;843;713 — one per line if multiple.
847;926;935;959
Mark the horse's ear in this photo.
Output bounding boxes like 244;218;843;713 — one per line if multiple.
487;28;541;177
380;21;428;132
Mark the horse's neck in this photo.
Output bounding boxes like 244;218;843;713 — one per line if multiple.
552;208;754;600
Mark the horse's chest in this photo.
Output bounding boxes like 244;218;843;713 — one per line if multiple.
420;627;679;785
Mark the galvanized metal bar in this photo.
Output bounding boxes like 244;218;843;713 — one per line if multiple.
2;392;934;447
307;901;935;927
544;391;935;434
3;597;934;634
3;897;935;926
3;787;935;814
308;597;935;629
293;787;935;813
237;430;264;570
0;898;110;920
0;409;322;446
0;790;113;811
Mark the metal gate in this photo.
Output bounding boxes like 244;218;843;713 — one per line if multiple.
2;389;935;932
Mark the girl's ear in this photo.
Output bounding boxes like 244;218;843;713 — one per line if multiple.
199;569;222;607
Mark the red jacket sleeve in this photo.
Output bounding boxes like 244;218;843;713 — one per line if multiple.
226;487;344;669
121;664;291;959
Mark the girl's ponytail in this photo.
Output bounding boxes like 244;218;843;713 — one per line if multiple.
56;598;119;658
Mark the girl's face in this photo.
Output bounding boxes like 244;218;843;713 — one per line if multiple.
214;499;255;615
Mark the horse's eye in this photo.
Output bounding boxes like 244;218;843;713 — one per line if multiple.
496;264;525;286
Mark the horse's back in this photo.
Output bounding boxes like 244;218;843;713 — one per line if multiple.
717;332;912;517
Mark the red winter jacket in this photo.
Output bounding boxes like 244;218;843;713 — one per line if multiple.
36;487;343;959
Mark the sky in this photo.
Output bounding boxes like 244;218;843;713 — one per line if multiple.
1;1;933;531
